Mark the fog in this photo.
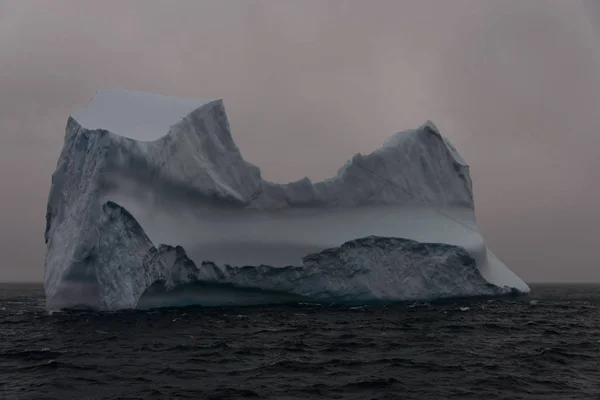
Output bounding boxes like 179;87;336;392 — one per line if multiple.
0;0;599;282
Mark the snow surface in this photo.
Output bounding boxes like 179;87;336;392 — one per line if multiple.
44;89;529;310
71;88;213;141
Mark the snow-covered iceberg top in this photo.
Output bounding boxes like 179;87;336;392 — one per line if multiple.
44;89;529;311
72;88;214;141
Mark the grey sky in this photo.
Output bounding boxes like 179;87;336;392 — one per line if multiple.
0;0;598;283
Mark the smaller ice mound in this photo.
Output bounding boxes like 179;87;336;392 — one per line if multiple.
71;88;213;140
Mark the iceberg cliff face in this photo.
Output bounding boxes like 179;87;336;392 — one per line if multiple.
44;89;529;310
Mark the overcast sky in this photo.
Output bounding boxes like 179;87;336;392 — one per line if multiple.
1;0;599;283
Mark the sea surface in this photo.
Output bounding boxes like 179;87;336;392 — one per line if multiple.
0;284;598;400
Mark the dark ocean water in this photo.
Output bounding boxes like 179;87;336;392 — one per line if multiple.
0;284;599;400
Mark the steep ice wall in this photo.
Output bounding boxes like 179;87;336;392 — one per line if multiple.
44;89;529;310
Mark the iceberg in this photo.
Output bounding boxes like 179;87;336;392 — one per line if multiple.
44;88;529;310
